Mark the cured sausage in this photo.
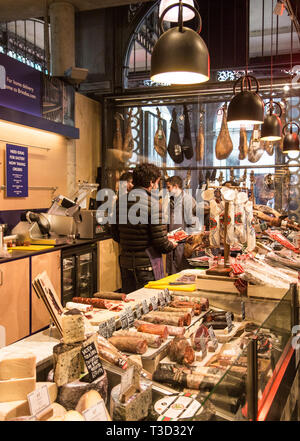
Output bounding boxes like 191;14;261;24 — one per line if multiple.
113;113;123;151
173;296;209;310
98;345;128;369
114;330;162;348
182;104;194;160
108;335;148;355
161;306;194;316
215;103;233;160
154;107;167;157
94;292;126;301
141;313;184;327
123;108;134;154
134;320;169;340
238;126;248;160
168;337;195;365
196;112;204;162
149;310;191;326
170;301;201;315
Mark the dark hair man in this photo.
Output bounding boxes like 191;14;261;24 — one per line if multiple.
111;163;176;294
119;171;133;193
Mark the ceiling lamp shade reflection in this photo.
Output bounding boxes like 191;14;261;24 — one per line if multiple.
159;0;195;22
261;101;282;141
282;122;300;153
227;75;265;127
150;1;210;85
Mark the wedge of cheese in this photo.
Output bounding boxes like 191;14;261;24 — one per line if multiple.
0;377;36;402
62;311;85;344
75;390;111;420
0;353;36;380
63;410;85;421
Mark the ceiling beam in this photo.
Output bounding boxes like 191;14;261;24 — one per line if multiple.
0;0;155;22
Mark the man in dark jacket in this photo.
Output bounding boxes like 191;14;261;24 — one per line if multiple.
111;163;176;294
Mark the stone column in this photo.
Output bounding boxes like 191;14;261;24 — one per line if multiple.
67;138;77;197
49;2;75;77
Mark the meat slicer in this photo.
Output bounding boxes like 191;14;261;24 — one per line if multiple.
12;195;81;245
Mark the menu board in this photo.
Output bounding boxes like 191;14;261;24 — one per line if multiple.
5;144;28;197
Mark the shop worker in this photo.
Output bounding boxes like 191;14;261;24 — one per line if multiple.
111;163;176;294
164;175;200;274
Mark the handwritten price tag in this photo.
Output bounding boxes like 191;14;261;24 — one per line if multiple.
98;321;108;338
158;291;165;306
27;384;51;417
208;326;218;351
142;299;149;315
150;296;158;311
225;312;234;333
83;401;108;421
135;303;142;320
164;288;171;303
125;306;135;327
81;342;104;381
119;311;129;329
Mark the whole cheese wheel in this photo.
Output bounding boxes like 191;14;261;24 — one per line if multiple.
75;390;102;413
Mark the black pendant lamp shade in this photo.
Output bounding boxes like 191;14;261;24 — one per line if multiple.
261;101;282;141
227;75;265;126
282;122;300;153
150;2;210;85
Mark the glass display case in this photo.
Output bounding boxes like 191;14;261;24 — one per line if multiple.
190;284;299;421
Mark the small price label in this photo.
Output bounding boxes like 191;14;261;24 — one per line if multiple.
27;384;51;417
241;301;245;320
135;303;142;320
200;333;207;359
125;306;135;327
98;321;108;339
158;291;165;306
83;401;108;421
225;312;234;333
164;288;171;303
120;311;129;329
150;296;158;311
106;318;116;338
120;366;134;396
142;299;149;315
208;326;218;351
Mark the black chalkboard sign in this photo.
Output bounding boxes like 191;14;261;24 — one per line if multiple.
81;342;104;382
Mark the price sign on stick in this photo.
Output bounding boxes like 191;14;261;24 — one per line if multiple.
98;321;108;338
106;318;116;338
208;326;218;351
142;299;149;315
158;291;165;306
164;288;171;303
81;342;104;381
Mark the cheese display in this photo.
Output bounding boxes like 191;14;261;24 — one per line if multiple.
63;410;85;421
62;309;85;344
0;377;36;402
0;353;36;380
53;342;83;387
76;390;111;421
110;379;152;421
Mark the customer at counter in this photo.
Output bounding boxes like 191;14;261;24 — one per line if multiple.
111;163;176;294
118;171;133;193
163;175;200;274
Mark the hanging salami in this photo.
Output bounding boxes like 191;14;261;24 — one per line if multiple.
182;104;194;160
215;103;233;160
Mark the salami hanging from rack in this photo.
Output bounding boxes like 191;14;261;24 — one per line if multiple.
167;108;183;163
123;108;134;155
182;104;194;160
196;108;205;162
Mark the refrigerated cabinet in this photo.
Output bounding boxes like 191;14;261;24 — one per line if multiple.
61;242;97;306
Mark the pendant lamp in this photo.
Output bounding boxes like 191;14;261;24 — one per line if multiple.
159;0;195;22
261;100;282;141
282;122;300;153
151;0;210;85
227;75;265;127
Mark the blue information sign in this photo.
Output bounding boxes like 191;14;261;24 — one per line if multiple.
6;144;28;197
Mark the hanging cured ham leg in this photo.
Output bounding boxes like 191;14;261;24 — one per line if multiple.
215;103;233;160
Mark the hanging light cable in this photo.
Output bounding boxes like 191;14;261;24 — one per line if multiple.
261;0;282;141
282;6;300;153
227;0;264;126
150;0;210;85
